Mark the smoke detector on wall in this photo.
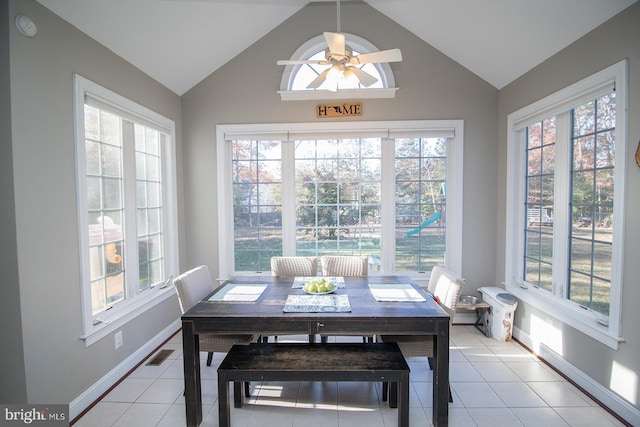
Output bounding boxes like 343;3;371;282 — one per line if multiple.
15;15;38;38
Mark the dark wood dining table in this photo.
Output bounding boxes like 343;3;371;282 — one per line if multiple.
181;275;450;426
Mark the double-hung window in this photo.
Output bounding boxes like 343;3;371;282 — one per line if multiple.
217;121;463;279
74;75;179;345
505;61;627;349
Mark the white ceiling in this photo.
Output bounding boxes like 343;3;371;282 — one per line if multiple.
36;0;636;95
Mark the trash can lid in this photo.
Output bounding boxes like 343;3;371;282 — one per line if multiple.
496;293;517;305
479;287;518;307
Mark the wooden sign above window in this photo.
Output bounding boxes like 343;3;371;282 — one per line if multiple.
316;103;362;118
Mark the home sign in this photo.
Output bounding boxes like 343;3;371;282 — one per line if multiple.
316;103;362;118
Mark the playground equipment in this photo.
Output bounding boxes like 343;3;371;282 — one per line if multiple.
405;211;441;236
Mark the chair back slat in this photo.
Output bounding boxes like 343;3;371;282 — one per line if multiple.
428;266;464;322
271;257;318;276
320;255;368;277
173;265;214;314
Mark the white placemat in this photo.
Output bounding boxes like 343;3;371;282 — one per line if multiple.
368;283;426;302
208;283;268;302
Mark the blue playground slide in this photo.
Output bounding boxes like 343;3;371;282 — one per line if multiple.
405;211;441;236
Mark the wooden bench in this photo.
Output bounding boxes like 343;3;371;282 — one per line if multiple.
217;342;410;427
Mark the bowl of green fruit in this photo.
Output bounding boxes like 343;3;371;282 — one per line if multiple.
302;278;335;294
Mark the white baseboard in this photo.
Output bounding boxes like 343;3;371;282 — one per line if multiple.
513;325;639;426
69;319;181;421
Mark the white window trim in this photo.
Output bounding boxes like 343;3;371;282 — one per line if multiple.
278;33;398;101
73;75;180;346
504;60;627;350
216;120;463;280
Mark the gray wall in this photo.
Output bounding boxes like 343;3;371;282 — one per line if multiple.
0;0;27;403
497;2;640;415
181;1;499;292
6;0;183;405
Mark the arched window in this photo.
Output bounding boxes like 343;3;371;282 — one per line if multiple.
278;33;398;101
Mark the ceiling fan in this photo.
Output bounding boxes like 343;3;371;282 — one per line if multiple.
277;0;402;92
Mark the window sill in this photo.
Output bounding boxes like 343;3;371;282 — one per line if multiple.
278;88;398;101
80;286;176;347
504;283;623;350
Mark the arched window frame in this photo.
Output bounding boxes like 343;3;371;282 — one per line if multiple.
278;33;399;101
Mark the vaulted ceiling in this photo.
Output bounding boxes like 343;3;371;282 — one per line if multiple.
36;0;636;95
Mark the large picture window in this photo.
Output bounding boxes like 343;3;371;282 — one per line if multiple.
217;121;463;280
505;61;627;348
395;138;447;271
294;138;382;268
74;75;179;344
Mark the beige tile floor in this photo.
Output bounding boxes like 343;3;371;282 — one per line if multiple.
72;325;627;427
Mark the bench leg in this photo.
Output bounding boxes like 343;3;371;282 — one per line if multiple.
398;373;410;427
218;374;230;427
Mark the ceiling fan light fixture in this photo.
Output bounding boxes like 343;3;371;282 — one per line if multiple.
279;0;401;93
324;65;342;91
342;67;355;81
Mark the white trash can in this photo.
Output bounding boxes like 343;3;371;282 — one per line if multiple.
478;287;518;342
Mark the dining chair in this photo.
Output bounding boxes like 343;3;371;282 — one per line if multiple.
173;265;259;397
271;256;318;276
320;255;368;277
378;265;464;402
270;256;319;343
319;255;371;343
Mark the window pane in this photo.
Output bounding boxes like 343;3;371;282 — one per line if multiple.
100;111;121;146
294;138;381;261
573;100;595;136
523;119;555;289
135;124;166;289
85;105;100;140
232;140;282;272
568;93;615;315
596;131;615;168
573;136;595;171
85;104;127;312
102;144;121;177
91;274;124;315
86;140;101;175
596;93;616;131
395;138;447;271
86;177;101;210
233;140;256;160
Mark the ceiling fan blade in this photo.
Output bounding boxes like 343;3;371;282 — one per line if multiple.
345;66;378;87
350;48;402;64
324;31;345;57
277;59;330;66
307;68;331;89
